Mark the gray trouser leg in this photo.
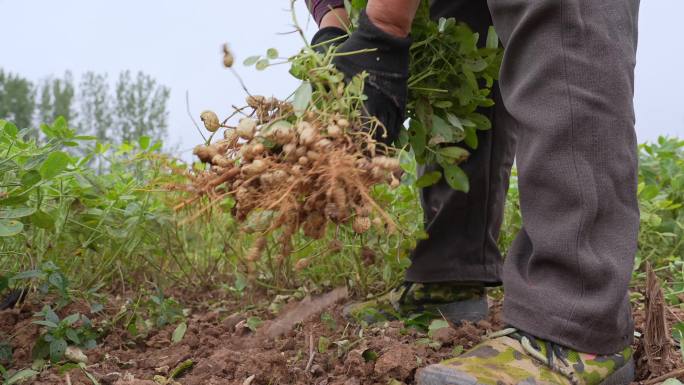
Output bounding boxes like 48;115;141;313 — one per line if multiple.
405;0;516;285
487;0;641;354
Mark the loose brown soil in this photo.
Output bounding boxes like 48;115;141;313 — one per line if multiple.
1;288;682;385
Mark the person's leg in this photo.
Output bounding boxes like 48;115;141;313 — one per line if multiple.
416;1;640;383
488;0;640;354
405;0;516;286
346;0;516;325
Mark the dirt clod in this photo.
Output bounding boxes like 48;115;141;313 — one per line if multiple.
374;344;420;380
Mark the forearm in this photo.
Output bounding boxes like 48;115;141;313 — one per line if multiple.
307;0;345;25
308;0;419;37
320;7;351;30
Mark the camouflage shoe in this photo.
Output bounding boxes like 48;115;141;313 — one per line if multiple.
343;282;487;325
416;328;634;385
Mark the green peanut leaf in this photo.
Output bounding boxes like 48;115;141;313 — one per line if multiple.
31;210;55;231
0;219;23;237
464;59;488;72
318;336;331;353
433;100;452;108
138;135;150;150
255;59;270;71
672;322;684;341
428;319;450;338
468;112;492;130
48;272;66;293
243;55;260;66
266;48;279;59
292;81;313;117
40;151;70;179
429;115;455;146
0;206;36;219
408;119;426;157
415;171;442;188
21;170;41;188
5;369;39;385
49;338;67;362
444;165;470;192
65;329;80;345
45;306;60;324
2;121;18;138
464;127;479;150
62;313;80;326
32;320;59;328
11;269;42;280
438;147;470;164
172;322;187;344
446;113;464;131
245;316;262;332
486;26;500;49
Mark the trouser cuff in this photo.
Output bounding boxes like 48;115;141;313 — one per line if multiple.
405;262;503;287
503;297;634;355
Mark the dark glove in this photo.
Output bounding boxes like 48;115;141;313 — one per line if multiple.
311;26;348;54
332;10;411;144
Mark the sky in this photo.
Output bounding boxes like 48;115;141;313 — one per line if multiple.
1;0;682;160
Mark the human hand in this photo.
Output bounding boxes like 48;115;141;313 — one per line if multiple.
331;10;411;144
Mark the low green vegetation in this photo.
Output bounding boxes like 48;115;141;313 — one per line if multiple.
1;116;683;371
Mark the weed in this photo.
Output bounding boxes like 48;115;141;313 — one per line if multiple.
147;291;185;328
31;305;97;363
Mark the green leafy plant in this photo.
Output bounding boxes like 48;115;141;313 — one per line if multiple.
632;137;684;303
246;0;501;193
0;367;39;385
345;0;503;191
11;262;69;307
0;117;224;290
245;316;262;332
147;292;185;328
118;290;187;340
31;305;97;363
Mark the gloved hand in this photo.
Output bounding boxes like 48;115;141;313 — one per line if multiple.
332;10;411;144
311;26;348;54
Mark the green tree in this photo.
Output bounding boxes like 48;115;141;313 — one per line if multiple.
79;72;112;141
36;72;77;126
114;70;170;144
0;69;35;129
37;80;52;128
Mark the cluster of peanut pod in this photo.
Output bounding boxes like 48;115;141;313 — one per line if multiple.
187;95;402;265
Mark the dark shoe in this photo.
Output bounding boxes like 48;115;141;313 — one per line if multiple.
416;328;635;385
343;282;488;325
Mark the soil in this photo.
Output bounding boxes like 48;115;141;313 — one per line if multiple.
1;288;682;385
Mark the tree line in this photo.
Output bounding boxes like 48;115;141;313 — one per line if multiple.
0;69;170;146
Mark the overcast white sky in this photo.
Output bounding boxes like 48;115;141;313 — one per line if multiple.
1;0;682;159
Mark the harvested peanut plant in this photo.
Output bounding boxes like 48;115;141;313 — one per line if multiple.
183;10;407;281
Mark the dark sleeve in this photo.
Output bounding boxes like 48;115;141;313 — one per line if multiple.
306;0;345;25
